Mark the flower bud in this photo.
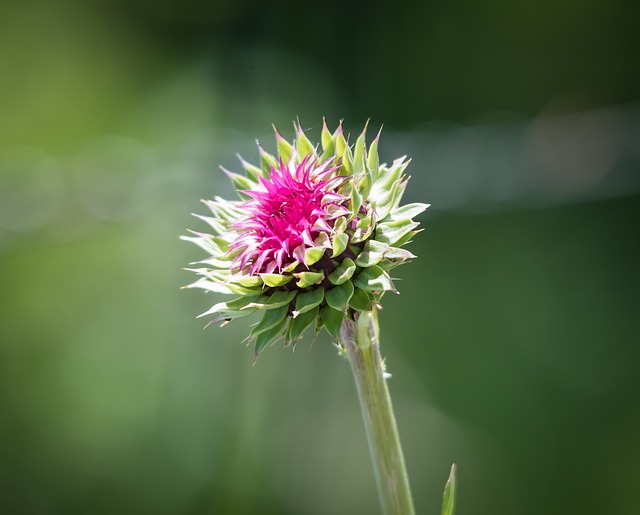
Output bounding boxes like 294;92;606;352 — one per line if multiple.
183;120;428;358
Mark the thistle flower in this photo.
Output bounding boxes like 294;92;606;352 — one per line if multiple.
183;120;428;359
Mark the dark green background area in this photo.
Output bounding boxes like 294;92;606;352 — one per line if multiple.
1;1;639;514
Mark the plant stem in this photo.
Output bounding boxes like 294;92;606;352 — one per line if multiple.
340;309;416;515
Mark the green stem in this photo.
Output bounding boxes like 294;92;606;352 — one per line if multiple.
340;309;416;515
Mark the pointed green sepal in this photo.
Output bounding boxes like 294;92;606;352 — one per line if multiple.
227;295;263;310
328;257;356;285
351;210;375;242
295;270;324;288
355;240;389;267
367;127;381;181
350;181;363;217
253;316;287;360
250;305;289;337
209;308;258;326
304;246;325;266
274;126;293;163
378;247;417;270
224;283;265;296
388;202;430;221
333;216;347;234
357;171;373;204
295;124;316;158
320;118;336;158
320;306;344;337
349;287;373;311
375;219;420;246
313;231;331;248
335;125;347;160
293;287;324;317
384;247;417;260
234;276;265;288
245;290;296;309
282;260;300;273
331;232;349;257
353;125;367;176
221;168;255;199
393;229;422;248
197;301;241;318
354;265;395;292
325;281;354;311
258;144;278;172
260;273;294;287
237;155;264;181
287;305;319;342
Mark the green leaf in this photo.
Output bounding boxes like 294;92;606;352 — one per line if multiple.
293;287;324;316
295;271;324;288
304;246;325;266
287;306;319;342
349;287;373;311
328;257;356;285
441;464;456;515
354;265;395;292
254;316;288;359
260;273;294;287
331;232;349;257
320;306;344;337
250;305;289;337
355;240;389;267
325;281;354;310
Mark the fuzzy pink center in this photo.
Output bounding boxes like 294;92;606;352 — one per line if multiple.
231;156;349;275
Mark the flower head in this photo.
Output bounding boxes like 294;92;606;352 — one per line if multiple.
183;120;428;358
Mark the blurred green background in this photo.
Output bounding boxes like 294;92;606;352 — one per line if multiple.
1;0;639;514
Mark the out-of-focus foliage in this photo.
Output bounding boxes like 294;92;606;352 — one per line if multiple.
1;1;639;514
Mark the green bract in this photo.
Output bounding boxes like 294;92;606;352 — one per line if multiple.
182;120;428;359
